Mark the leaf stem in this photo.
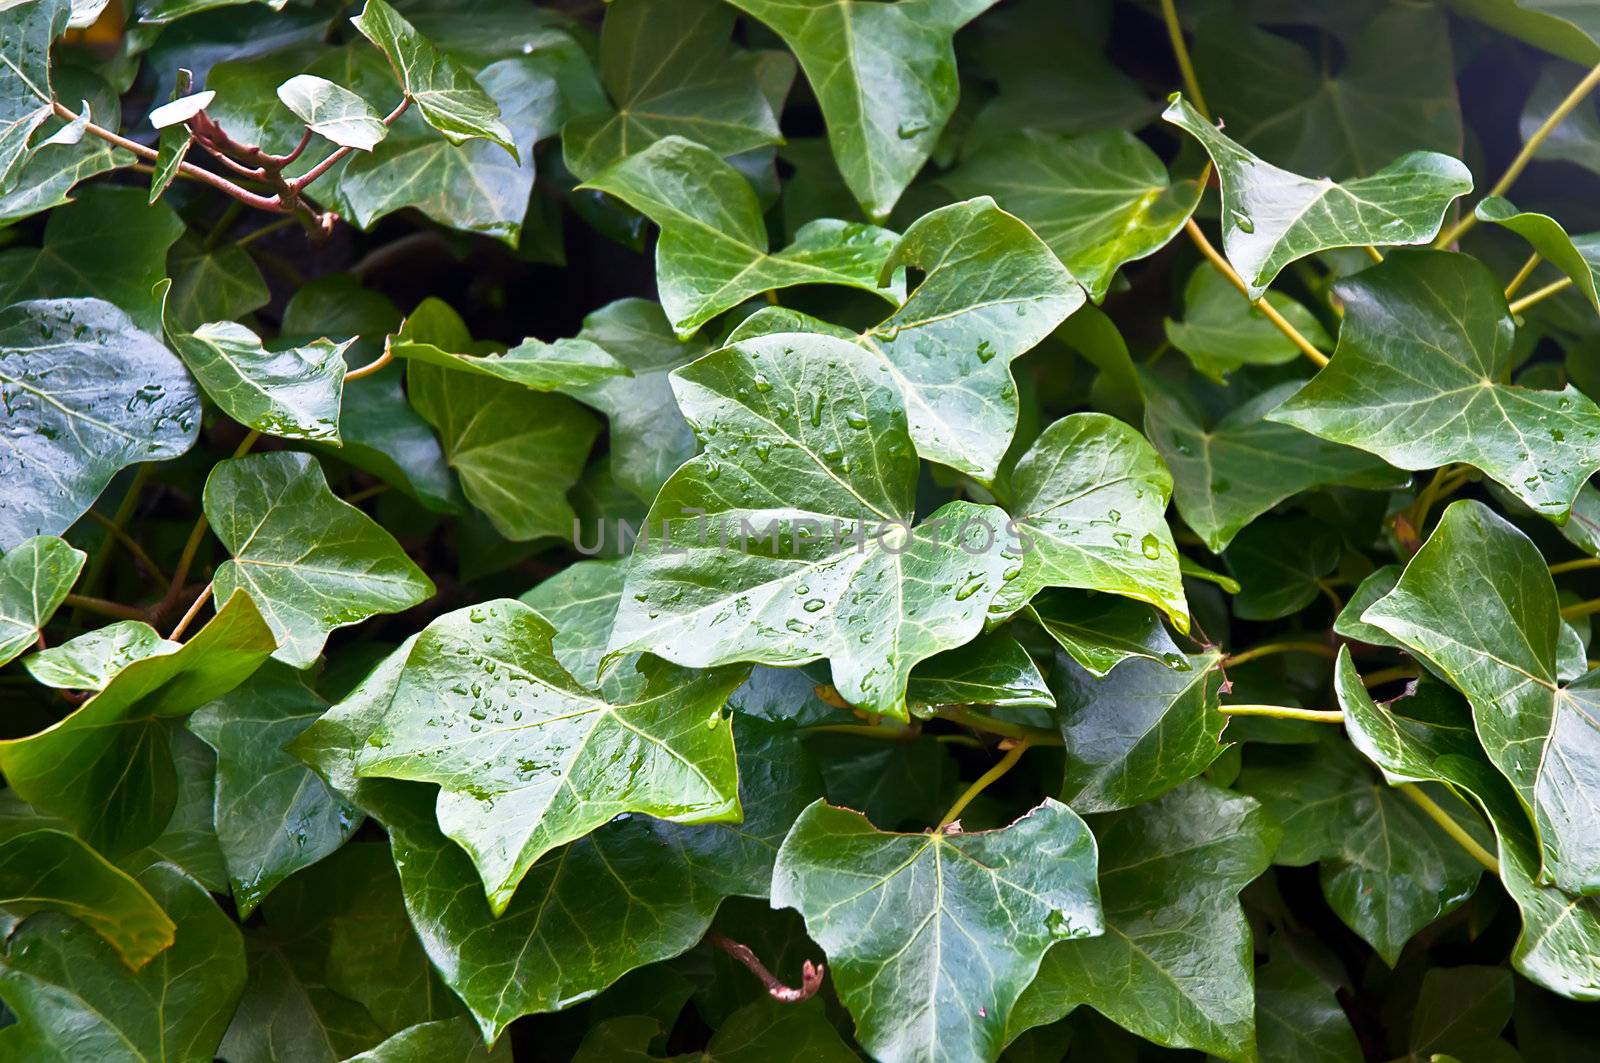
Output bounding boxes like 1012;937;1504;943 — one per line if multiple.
289;97;410;191
74;462;152;618
938;739;1032;828
931;706;1063;746
1508;276;1574;315
1184;220;1329;366
83;510;166;585
1561;597;1600;620
1361;245;1384;264
707;932;825;1004
1219;704;1344;723
61;593;147;622
1223;640;1337;667
1158;0;1209;120
1550;557;1600;576
344;482;392;506
1436;60;1600;248
343;347;394;382
804;722;918;741
1361;665;1419;688
234;216;298;248
1397;783;1499;874
1505;252;1542;298
168;581;213;641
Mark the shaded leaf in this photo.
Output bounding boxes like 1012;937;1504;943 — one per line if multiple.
0;535;83;667
1029;590;1184;678
389;297;625;391
1162;265;1331;382
1475;194;1600;313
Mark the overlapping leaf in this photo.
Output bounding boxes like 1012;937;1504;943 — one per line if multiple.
23;620;176;691
0;0;69;192
277;74;389;150
0;535;83;667
389;296;624;391
1029;591;1184;677
1476;194;1600;313
1162;265;1331;382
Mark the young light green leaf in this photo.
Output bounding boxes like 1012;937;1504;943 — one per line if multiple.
1162;94;1472;298
1029;590;1184;678
0;591;274;856
24;620;177;691
561;0;783;179
1362;499;1600;896
148;90;214;129
347;599;744;913
1145;376;1406;554
726;0;1000;221
277;74;389;151
1237;738;1483;965
993;412;1188;632
407;360;599;541
189;663;361;917
351;0;516;156
607;332;1015;719
389;296;626;391
0;535;83;667
772;798;1102;1063
0;865;245;1063
583;136;902;337
1163;265;1332;382
0;298;199;550
1475;194;1600;313
1054;651;1225;812
206;452;434;669
162;290;352;444
0;0;69;192
1011;783;1278;1061
942;130;1201;301
1270;251;1600;520
149;72;195;204
0;828;176;969
0;67;126;226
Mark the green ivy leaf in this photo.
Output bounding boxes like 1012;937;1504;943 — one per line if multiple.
0;0;68;192
907;628;1053;709
165;236;271;332
343;599;744;912
162;288;352;444
345;1018;510;1063
1012;782;1278;1062
1270;251;1600;520
573;999;853;1063
726;0;999;221
0;865;245;1063
1254;956;1362;1063
772;798;1102;1063
1237;738;1483;965
1053;651;1225;812
1226;516;1341;621
205;451;434;669
942;130;1201;301
188;663;361;917
1362;499;1600;895
584;136;902;337
0;66;127;227
0;828;175;969
23;620;176;690
119;729;228;895
607;332;1015;719
351;0;516;156
277;73;389;151
389;296;626;390
408;359;598;541
1475;194;1600;313
0;535;83;667
1162;95;1471;299
0;590;274;855
1145;376;1405;554
993;412;1188;632
561;0;783;179
1028;591;1184;678
1162;266;1332;382
0;298;199;549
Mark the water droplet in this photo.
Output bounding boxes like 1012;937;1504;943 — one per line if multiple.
803;598;826;612
1231;210;1255;234
1140;533;1162;560
975;339;995;363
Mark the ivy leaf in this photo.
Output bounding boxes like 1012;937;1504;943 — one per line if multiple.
119;729;228;895
1029;590;1184;678
0;66;126;227
0;591;274;855
0;297;200;549
1162;95;1472;299
1270;251;1600;520
162;290;352;444
277;74;389;151
23;620;176;691
0;866;245;1063
607;332;1015;719
1053;651;1226;812
165;235;271;332
1362;499;1600;895
573;1000;852;1063
942;130;1201;301
583;136;902;337
0;535;84;667
0;186;185;333
351;0;516;157
561;0;783;179
993;412;1188;632
1237;738;1483;965
205;451;434;669
1145;376;1405;554
907;628;1053;709
1162;266;1332;382
558;298;709;503
389;296;626;390
1410;965;1516;1061
345;599;744;912
726;0;999;221
188;663;361;917
345;1019;510;1063
1254;956;1363;1063
518;557;626;686
0;0;68;192
407;360;599;541
1226;516;1341;621
771;798;1102;1063
1475;194;1600;314
0;828;175;969
1012;782;1278;1061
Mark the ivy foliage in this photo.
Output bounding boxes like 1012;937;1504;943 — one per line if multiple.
9;0;1600;1060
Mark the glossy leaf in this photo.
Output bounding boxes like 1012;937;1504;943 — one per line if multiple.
1162;95;1472;298
1475;194;1600;313
277;73;389;151
1163;265;1332;382
23;620;176;691
389;296;625;391
0;0;68;192
0;535;83;667
1029;590;1184;678
906;628;1053;709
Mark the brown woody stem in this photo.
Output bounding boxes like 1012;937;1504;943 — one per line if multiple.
707;932;825;1004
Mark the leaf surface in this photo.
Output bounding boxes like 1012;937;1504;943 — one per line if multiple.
0;535;84;667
